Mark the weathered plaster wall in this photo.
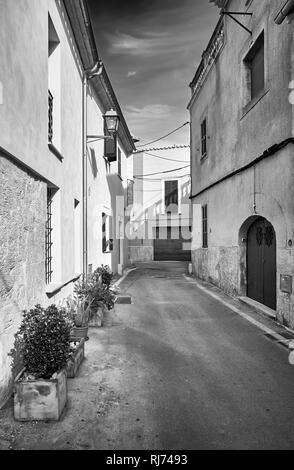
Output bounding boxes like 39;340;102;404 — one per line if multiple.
189;0;294;326
190;0;293;197
191;149;294;325
0;0;85;407
0;155;47;407
129;246;154;263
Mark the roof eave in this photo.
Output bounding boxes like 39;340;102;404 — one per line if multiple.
63;0;135;154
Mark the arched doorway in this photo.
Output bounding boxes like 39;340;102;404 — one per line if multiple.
247;217;276;309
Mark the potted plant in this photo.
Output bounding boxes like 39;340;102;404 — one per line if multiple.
74;268;117;329
67;337;85;378
10;305;71;422
93;265;114;288
69;296;92;340
88;280;116;328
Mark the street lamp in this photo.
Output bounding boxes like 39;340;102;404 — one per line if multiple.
87;108;120;141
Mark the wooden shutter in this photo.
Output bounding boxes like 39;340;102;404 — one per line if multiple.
102;212;107;252
104;122;117;162
165;180;178;213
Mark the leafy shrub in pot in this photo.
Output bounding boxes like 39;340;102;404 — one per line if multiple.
93;265;114;288
10;305;71;421
10;305;72;380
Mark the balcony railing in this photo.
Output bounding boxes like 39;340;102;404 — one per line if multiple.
48;90;53;144
190;19;225;99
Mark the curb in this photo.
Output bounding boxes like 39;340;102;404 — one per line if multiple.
113;267;137;289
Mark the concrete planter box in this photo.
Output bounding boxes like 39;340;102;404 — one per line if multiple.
14;369;67;422
89;305;107;328
67;338;85;378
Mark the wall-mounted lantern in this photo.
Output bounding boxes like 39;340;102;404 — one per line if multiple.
87;108;120;142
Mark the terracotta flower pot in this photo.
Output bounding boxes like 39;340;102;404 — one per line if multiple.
72;326;88;339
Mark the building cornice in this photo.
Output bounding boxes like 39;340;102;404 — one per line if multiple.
187;17;225;110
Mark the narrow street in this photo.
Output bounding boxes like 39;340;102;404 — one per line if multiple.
2;262;294;450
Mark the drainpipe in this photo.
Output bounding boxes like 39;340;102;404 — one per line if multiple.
274;0;294;24
82;72;88;281
82;61;103;281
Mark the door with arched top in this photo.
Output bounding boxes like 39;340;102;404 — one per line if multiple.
247;217;276;310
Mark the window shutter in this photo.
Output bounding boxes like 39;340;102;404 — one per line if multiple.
109;216;114;251
104;122;117;162
165;180;179;212
102;212;107;253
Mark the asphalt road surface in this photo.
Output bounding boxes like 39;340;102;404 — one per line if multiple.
2;261;294;450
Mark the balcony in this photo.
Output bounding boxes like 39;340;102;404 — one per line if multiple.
189;19;225;103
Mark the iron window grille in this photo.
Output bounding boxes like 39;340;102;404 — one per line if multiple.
202;204;208;248
45;188;53;284
201;119;207;158
48;90;54;144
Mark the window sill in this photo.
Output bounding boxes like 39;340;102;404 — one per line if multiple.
48;143;64;162
241;88;270;120
200;154;208;164
45;274;81;297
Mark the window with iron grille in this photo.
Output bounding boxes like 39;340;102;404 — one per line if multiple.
201;118;207;158
45;188;54;284
48;90;53;144
202;204;208;248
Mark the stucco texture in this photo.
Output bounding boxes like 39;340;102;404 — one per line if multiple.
0;155;46;407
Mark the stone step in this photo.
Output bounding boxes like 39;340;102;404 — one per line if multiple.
238;296;276;319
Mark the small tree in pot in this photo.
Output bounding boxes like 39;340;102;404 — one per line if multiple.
10;305;72;421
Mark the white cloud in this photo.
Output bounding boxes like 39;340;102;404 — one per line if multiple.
127;71;137;78
107;30;191;57
125;104;175;120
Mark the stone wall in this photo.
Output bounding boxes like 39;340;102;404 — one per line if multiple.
191;247;241;298
277;248;294;329
0;155;46;407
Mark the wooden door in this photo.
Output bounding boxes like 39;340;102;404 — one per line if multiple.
247;217;276;309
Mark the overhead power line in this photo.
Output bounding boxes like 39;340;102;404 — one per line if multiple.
136;122;190;148
134;173;191;182
134;144;190;153
134;165;190;178
145;151;189;163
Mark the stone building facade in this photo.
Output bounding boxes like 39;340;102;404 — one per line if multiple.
189;0;294;325
0;0;134;407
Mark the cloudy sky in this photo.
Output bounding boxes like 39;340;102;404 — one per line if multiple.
87;0;219;147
